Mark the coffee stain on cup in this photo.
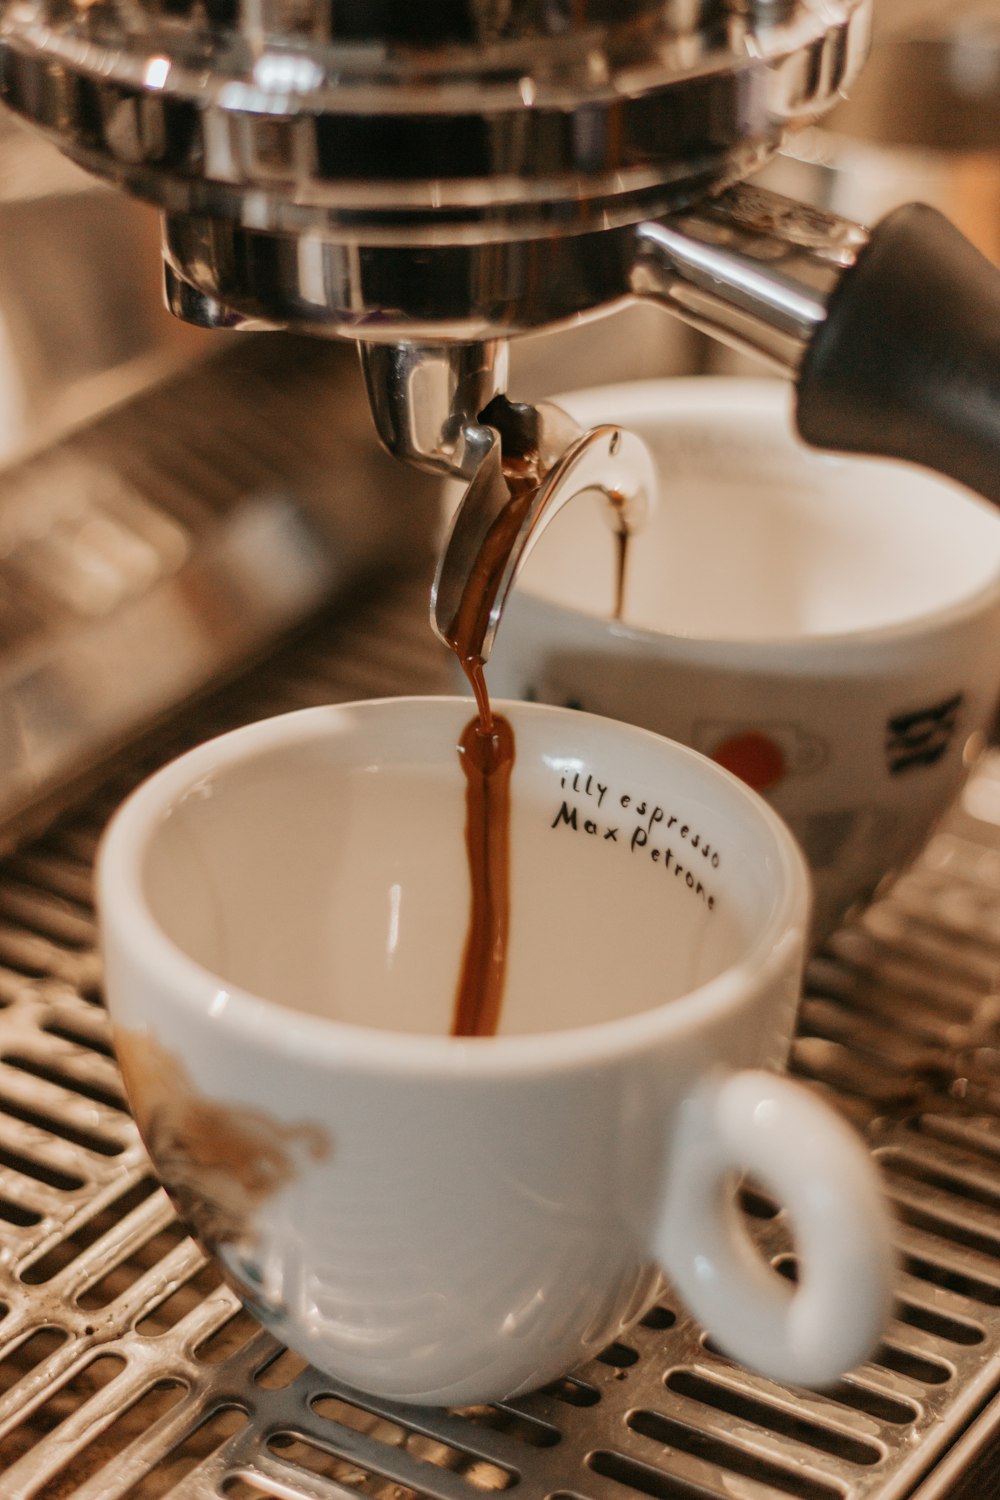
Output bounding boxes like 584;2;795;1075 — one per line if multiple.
114;1027;331;1248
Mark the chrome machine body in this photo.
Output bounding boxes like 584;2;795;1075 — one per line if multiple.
8;0;1000;667
0;0;874;476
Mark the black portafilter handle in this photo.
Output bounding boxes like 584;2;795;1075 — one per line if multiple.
796;204;1000;507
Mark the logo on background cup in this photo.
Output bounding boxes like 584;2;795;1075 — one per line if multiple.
696;722;829;794
885;693;964;776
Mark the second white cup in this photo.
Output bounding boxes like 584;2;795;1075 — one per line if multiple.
483;378;1000;939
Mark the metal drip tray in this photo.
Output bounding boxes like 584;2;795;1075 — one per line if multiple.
1;574;1000;1499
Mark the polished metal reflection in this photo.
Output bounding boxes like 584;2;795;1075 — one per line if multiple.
158;210;645;342
0;335;440;852
0;0;874;491
0;112;209;466
360;343;510;480
0;0;871;342
431;404;654;662
0;0;870;235
6;584;1000;1497
633;183;871;374
0;0;886;826
354;334;658;660
349;181;872;485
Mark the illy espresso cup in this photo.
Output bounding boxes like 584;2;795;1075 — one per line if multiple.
96;696;893;1405
482;379;1000;941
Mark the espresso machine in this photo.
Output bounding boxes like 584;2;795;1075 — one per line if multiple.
8;8;1000;1497
5;0;1000;579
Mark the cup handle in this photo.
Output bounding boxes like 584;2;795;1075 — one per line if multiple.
656;1069;895;1387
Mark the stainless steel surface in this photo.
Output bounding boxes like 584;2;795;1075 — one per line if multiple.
633;182;871;374
432;412;654;662
357;173;872;489
0;0;870;343
355;338;658;663
0;332;440;854
0;1;870;235
0;577;999;1495
0;110;211;469
0;0;877;524
0;110;447;857
909;1390;1000;1500
96;170;880;530
360;344;510;482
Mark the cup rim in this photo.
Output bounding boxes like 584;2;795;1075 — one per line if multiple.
531;377;1000;657
96;696;810;1078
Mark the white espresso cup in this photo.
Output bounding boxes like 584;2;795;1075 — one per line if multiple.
482;379;1000;940
97;697;893;1405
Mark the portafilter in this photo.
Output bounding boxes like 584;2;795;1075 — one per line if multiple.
4;0;1000;652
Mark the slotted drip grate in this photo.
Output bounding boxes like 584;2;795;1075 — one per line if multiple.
0;572;1000;1498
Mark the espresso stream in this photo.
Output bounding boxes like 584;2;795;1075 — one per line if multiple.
444;465;632;1037
611;490;631;623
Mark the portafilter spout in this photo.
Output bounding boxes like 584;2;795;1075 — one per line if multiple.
429;399;655;668
355;338;654;662
359;342;511;483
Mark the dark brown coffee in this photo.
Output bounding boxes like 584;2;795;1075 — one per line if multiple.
610;489;632;622
451;711;515;1036
441;464;541;1036
442;460;633;1036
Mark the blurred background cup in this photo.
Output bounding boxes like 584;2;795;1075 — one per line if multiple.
482;379;1000;942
